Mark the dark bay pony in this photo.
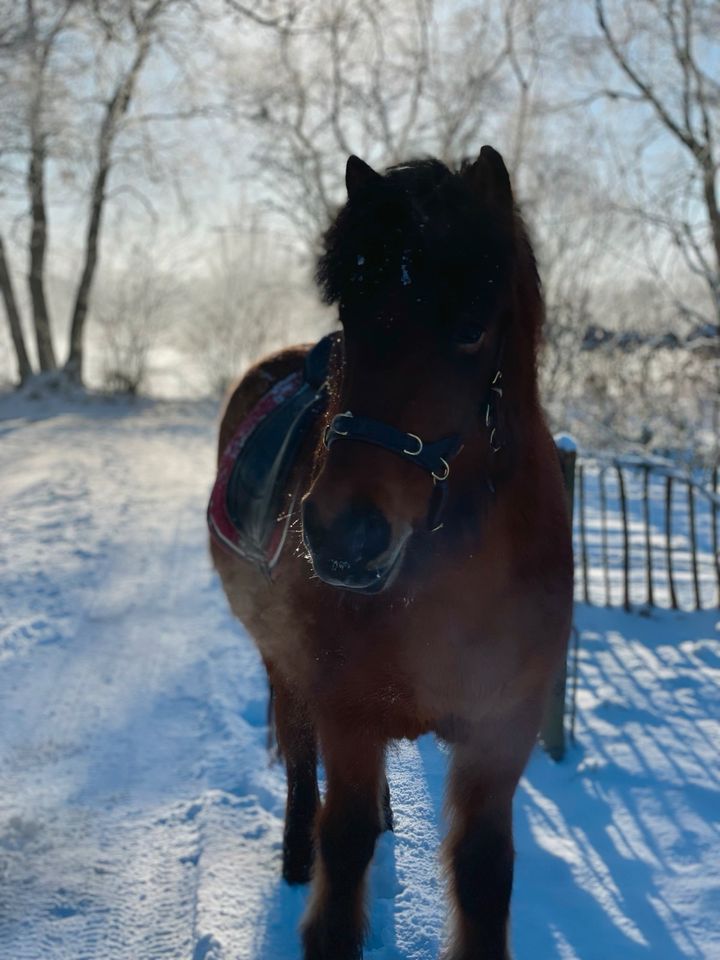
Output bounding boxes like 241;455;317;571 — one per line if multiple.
210;146;573;960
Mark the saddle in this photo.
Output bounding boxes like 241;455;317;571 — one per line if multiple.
207;333;335;574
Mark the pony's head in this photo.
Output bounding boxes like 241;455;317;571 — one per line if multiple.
302;147;542;593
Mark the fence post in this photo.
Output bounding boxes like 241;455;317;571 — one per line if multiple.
578;463;590;603
541;435;577;762
665;475;679;610
600;468;611;606
687;478;701;610
617;464;631;611
643;465;654;608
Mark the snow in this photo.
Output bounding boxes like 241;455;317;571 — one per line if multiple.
554;433;577;452
0;393;718;959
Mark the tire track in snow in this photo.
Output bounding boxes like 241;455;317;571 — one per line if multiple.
0;407;221;960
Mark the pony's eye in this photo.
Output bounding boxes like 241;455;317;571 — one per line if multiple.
452;322;486;349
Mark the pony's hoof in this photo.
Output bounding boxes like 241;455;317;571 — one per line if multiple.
282;836;314;885
302;921;362;960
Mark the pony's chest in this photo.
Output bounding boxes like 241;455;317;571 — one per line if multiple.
294;590;505;731
303;619;423;722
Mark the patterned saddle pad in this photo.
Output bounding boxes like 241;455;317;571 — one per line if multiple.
207;334;335;574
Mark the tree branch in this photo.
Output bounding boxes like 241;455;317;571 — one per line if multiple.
594;0;699;156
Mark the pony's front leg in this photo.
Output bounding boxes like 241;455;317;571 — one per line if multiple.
302;728;385;960
443;745;518;960
271;676;319;885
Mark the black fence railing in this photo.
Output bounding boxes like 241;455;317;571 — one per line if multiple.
573;456;720;611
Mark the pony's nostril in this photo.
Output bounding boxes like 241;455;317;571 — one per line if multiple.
363;508;391;561
303;499;392;583
335;503;391;566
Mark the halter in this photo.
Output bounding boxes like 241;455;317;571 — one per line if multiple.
323;347;506;532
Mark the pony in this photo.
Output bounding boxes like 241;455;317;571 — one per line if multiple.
209;146;574;960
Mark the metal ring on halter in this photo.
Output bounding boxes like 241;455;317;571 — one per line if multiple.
432;458;450;483
323;411;352;448
334;411;353;435
402;433;423;456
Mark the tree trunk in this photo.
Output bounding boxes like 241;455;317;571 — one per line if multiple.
64;33;153;385
27;139;57;370
64;161;109;384
701;162;720;324
0;234;33;383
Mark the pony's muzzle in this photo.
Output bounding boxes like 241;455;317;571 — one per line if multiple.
302;498;395;591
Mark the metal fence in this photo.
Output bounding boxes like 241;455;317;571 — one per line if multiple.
541;447;719;762
573;456;720;612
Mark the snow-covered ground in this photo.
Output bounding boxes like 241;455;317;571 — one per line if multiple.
0;393;718;960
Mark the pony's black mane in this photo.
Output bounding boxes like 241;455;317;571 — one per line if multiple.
315;158;518;326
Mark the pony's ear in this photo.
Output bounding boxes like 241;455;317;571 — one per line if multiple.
345;155;382;199
465;145;513;213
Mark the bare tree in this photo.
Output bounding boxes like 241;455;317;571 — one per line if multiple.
586;0;720;331
64;0;172;383
12;0;78;371
242;0;522;247
0;0;276;388
0;0;176;383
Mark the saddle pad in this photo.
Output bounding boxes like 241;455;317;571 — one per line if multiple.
207;335;334;573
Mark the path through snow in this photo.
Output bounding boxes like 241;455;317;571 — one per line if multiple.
0;395;718;959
